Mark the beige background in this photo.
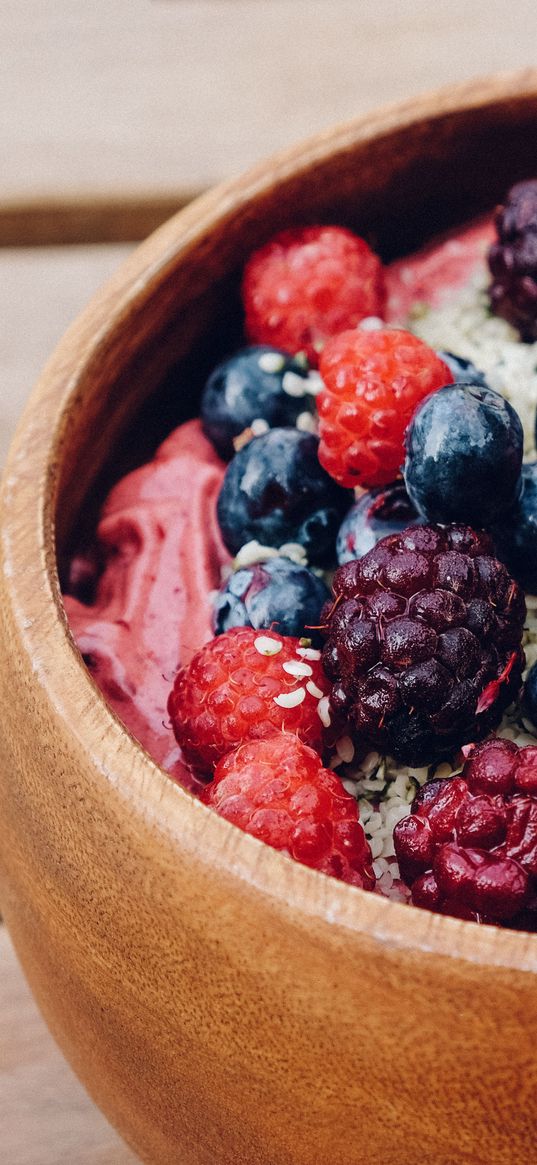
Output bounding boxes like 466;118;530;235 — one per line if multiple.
1;3;537;1162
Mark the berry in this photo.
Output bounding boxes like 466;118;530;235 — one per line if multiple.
242;226;385;367
321;525;525;766
438;350;489;388
524;661;537;730
490;462;537;592
168;627;331;773
336;480;423;565
404;383;524;527
216;428;352;567
213;556;330;644
200;345;314;460
488;180;537;341
202;733;375;888
317;328;452;488
394;738;537;925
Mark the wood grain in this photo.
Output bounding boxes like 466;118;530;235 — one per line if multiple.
2;75;537;1165
0;929;137;1165
3;0;537;203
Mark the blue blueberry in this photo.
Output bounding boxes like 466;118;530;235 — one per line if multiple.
213;556;330;644
404;383;523;526
438;350;489;388
200;345;314;460
490;462;537;591
336;481;424;564
524;660;537;729
217;428;352;566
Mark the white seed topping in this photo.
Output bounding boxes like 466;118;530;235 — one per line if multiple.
258;351;286;373
358;315;384;331
306;680;324;699
254;635;283;656
250;417;270;436
296;646;321;660
304;370;324;395
282;370;308;397
317;695;331;727
336;735;355;764
296;410;317;433
282;660;313;678
274;687;306;708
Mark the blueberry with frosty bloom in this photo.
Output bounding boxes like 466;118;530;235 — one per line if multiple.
200;345;314;460
213;556;330;644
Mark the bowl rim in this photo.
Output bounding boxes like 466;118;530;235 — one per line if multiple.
4;67;537;974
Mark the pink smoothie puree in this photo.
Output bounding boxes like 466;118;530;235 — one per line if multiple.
63;217;495;785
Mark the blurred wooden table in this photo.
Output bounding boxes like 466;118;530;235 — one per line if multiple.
1;2;537;1162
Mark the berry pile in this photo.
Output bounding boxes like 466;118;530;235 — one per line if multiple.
163;198;537;922
394;738;537;925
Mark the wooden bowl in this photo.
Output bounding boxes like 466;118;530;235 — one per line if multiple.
2;71;537;1165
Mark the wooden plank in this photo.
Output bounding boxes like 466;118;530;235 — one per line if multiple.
0;193;200;247
2;0;537;203
0;927;137;1164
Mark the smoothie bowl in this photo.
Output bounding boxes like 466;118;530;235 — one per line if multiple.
2;72;537;1165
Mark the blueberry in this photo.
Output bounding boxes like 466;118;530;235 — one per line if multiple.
200;345;314;460
336;481;424;564
404;383;523;526
217;428;352;566
213;556;330;644
524;660;537;729
438;350;489;388
490;462;537;591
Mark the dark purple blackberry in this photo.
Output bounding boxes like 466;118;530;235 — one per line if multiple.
488;180;537;341
336;481;423;565
213;556;330;644
321;525;526;766
217;428;352;567
200;345;314;460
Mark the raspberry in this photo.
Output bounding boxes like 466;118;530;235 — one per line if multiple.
242;226;385;367
394;738;537;926
488;180;537;341
317;328;453;488
167;627;330;773
202;733;375;888
321;525;525;766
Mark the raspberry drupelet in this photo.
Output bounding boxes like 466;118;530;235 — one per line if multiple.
167;627;330;774
394;738;537;926
242;226;385;367
202;733;375;889
317;328;453;488
321;524;526;766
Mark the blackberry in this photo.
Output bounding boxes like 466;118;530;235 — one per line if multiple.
217;428;352;567
213;556;330;644
394;739;537;927
404;383;523;527
336;480;423;565
488;180;537;341
321;525;525;766
200;345;314;460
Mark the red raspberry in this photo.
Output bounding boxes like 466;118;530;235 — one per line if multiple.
394;738;537;927
167;628;331;773
242;226;385;367
317;328;453;488
202;733;375;888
